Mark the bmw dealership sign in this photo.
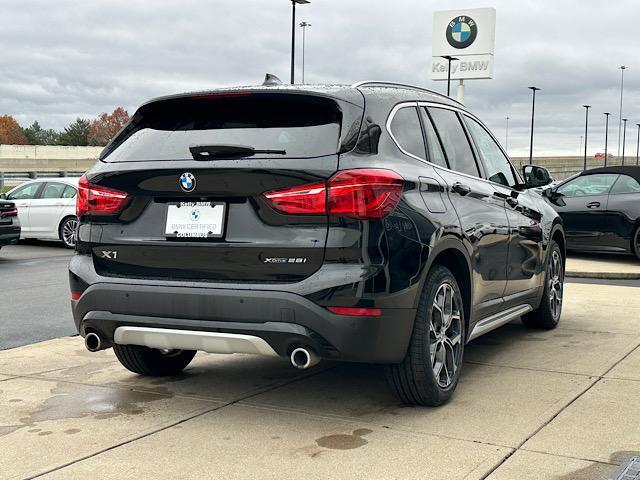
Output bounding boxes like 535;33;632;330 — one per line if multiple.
432;8;496;81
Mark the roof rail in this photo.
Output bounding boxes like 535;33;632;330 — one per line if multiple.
351;80;463;106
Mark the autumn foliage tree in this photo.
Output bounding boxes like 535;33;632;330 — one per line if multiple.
0;115;28;145
89;107;129;146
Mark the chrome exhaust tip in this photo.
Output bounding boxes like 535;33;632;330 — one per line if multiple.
290;347;320;369
84;332;102;352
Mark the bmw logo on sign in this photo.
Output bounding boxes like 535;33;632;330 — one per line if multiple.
179;172;196;192
446;16;478;49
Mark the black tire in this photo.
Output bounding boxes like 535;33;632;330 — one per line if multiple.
522;240;564;329
113;344;196;376
632;224;640;261
59;216;78;249
385;265;466;407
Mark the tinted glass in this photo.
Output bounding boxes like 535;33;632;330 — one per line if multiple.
8;182;41;200
41;183;67;199
389;106;426;160
464;116;517;187
420;108;448;168
610;175;640;194
557;174;619;197
428;108;479;177
62;185;77;198
103;94;342;162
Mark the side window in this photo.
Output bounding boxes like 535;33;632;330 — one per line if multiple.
557;174;619;198
610;175;640;194
428;108;479;177
41;183;67;199
389;106;426;160
62;185;77;198
464;116;518;188
7;182;41;200
419;108;448;168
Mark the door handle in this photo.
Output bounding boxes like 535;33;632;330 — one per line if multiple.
451;182;471;196
586;202;601;209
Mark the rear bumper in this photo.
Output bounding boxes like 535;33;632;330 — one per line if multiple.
71;276;416;364
0;225;20;246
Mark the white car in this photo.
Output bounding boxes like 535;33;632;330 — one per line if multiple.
2;178;79;248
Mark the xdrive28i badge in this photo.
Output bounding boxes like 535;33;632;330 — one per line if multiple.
446;15;477;49
179;172;196;192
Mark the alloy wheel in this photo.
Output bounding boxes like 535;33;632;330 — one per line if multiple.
429;282;463;388
635;228;640;260
61;218;78;248
548;250;564;320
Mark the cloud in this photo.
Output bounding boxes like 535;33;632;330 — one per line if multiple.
1;0;638;156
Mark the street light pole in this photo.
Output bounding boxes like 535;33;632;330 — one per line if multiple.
603;112;611;167
636;124;640;166
528;86;540;165
622;118;628;165
583;105;591;171
290;0;310;85
505;116;510;154
442;56;458;97
299;21;311;84
617;65;627;156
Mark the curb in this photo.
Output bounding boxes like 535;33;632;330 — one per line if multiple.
566;270;640;280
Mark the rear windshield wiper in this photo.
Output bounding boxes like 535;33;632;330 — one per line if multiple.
189;144;286;160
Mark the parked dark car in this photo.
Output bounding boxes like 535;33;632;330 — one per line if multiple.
69;80;565;406
0;200;21;251
544;166;640;260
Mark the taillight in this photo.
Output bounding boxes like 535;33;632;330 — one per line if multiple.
263;169;403;219
263;182;326;215
327;306;382;317
327;169;404;219
77;175;129;217
0;209;17;217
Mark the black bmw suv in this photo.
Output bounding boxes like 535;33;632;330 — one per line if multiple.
70;81;565;406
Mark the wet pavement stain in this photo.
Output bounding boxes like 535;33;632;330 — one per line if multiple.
64;428;81;435
54;362;112;380
24;383;172;424
0;382;173;437
0;425;22;436
316;428;373;450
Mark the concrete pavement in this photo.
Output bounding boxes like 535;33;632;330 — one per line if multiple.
1;282;639;479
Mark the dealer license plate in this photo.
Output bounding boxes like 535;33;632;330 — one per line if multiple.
165;202;225;239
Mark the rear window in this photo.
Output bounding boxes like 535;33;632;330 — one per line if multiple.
103;93;343;162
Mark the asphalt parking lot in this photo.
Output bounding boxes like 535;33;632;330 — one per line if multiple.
0;242;76;350
1;244;639;479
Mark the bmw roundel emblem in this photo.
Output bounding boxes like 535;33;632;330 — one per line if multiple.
179;172;196;192
446;15;478;49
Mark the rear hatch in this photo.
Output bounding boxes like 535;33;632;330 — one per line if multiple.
82;89;364;283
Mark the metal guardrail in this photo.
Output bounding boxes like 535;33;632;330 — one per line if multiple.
0;171;84;189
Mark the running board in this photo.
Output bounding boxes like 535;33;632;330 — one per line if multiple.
113;327;279;357
468;305;533;341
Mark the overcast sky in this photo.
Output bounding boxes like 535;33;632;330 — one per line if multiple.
1;0;638;156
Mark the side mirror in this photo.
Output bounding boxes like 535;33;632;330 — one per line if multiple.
522;165;552;188
0;193;6;200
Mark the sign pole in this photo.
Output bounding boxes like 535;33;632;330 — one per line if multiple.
457;80;465;104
